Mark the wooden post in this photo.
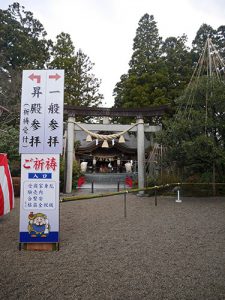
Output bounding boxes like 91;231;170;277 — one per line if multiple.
154;188;157;206
213;161;216;197
124;192;127;218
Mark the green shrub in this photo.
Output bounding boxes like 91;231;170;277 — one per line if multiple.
147;172;181;187
60;159;81;192
9;157;21;177
0;125;20;176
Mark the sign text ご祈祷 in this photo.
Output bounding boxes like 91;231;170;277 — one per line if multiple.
19;154;60;243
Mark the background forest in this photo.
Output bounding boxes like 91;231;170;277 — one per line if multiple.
1;2;225;183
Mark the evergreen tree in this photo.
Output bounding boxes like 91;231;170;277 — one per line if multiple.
157;78;225;182
192;24;216;56
129;14;162;74
191;23;225;62
1;2;51;69
49;32;103;107
0;2;51;110
215;25;225;59
114;14;169;109
161;35;192;102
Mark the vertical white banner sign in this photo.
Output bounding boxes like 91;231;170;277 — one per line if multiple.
19;70;64;154
19;70;47;153
44;70;64;153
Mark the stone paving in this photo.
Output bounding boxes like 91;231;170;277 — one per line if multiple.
0;193;225;299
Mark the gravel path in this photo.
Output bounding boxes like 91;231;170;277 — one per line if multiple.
0;193;225;300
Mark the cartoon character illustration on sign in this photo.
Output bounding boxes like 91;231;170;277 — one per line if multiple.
28;212;50;238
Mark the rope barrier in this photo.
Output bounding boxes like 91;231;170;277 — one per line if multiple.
60;182;225;203
59;181;225;220
60;183;176;202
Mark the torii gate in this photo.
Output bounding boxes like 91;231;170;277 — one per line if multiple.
64;105;169;193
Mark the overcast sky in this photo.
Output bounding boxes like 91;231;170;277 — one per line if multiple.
2;0;225;107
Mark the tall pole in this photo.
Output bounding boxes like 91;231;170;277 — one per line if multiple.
65;116;75;193
137;117;145;194
208;38;216;195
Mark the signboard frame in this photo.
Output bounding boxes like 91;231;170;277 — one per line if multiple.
19;69;64;251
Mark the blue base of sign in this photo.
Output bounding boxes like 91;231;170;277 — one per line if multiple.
20;232;59;243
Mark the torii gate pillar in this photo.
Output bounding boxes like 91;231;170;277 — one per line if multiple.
65;116;75;193
137;118;145;192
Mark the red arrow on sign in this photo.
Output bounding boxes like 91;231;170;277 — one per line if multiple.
28;73;41;83
49;73;61;81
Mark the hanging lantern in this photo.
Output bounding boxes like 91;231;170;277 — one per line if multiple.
102;140;109;148
112;139;115;146
86;134;92;142
96;139;98;145
118;135;125;143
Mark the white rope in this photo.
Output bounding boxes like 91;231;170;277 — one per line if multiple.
73;121;138;141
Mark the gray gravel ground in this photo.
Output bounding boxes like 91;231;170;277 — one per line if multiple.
0;193;225;300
